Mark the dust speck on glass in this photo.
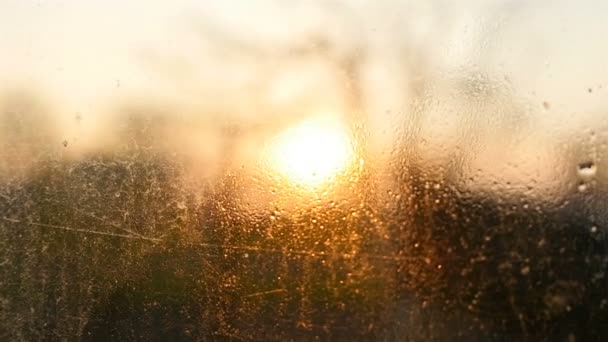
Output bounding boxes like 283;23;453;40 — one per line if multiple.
1;1;608;340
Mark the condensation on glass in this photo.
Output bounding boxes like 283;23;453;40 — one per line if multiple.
1;1;607;340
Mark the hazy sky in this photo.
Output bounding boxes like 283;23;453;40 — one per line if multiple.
2;0;607;118
2;0;608;195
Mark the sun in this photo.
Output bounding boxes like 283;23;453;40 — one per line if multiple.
266;116;354;188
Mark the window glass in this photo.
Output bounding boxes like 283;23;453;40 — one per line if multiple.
1;1;607;340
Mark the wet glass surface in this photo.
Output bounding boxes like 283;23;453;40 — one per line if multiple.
1;1;608;340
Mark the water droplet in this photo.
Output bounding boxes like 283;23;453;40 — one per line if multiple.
521;266;530;275
577;161;597;179
578;183;588;192
591;226;598;233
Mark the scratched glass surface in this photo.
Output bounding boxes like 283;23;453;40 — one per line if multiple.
1;1;608;340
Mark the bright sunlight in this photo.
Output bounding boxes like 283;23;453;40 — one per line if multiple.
267;116;354;188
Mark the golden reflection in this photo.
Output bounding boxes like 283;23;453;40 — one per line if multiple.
266;116;354;188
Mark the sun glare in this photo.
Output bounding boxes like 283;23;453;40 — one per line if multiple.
267;116;353;188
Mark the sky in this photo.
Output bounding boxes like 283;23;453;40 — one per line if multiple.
2;0;608;196
2;0;606;119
